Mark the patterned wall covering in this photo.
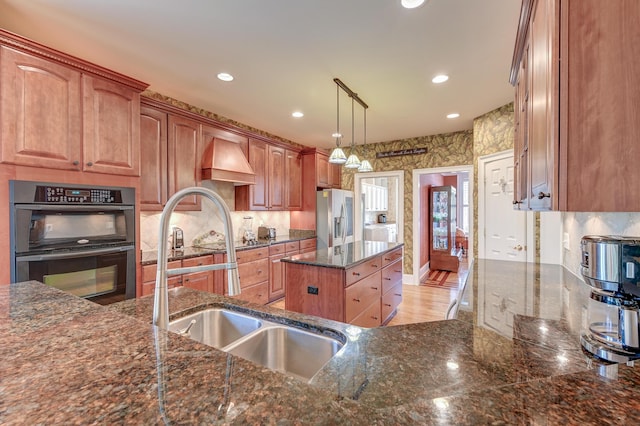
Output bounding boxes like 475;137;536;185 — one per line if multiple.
472;103;515;256
341;131;474;274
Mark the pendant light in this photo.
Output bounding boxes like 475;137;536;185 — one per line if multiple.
328;82;347;164
344;96;361;169
358;107;373;172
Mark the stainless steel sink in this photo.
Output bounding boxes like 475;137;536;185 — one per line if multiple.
168;307;345;381
168;308;262;349
225;326;344;381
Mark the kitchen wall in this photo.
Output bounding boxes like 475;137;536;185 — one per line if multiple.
562;212;640;278
342;130;474;274
140;180;291;251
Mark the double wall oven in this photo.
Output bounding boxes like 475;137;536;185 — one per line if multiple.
10;180;136;305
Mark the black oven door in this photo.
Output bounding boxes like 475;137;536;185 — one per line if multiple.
15;245;135;305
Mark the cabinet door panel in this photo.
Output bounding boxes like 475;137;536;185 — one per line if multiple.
269;254;285;301
82;75;140;176
285;149;302;210
248;139;268;210
140;106;167;210
268;145;285;209
0;46;82;169
316;154;330;188
168;114;201;210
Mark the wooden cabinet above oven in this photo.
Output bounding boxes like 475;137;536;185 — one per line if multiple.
0;30;148;177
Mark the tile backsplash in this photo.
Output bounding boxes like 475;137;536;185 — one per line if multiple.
140;180;291;251
562;212;640;277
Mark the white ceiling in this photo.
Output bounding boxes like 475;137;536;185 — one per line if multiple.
0;0;521;149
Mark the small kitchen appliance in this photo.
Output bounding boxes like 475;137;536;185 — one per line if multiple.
240;216;257;245
378;214;387;223
258;226;276;239
580;235;640;362
172;227;184;250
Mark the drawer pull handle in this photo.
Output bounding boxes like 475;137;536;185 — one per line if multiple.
258;270;263;273
395;270;401;273
384;257;391;261
353;298;360;302
384;303;392;307
371;264;378;268
384;277;391;281
371;286;378;290
394;293;402;296
352;272;360;276
371;316;378;320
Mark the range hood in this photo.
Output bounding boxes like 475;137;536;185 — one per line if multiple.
201;137;256;185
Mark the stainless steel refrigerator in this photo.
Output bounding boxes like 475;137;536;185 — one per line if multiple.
316;189;354;249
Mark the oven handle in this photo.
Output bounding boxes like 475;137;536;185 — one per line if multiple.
15;245;133;262
13;204;133;212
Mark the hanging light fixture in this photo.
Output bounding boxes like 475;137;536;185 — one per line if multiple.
344;96;361;169
358;106;373;172
328;82;347;164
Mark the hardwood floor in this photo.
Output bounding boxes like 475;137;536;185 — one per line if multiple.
268;259;469;327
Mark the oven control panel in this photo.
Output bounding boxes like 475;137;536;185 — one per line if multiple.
35;185;124;204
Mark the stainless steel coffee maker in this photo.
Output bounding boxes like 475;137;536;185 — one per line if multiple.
580;235;640;362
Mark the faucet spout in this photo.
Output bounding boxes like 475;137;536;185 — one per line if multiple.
153;187;241;330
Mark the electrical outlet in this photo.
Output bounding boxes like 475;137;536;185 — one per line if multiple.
563;232;570;250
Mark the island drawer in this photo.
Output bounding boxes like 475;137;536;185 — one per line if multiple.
350;299;382;328
346;256;382;287
236;247;269;263
381;262;403;294
382;247;403;267
237;258;269;287
381;281;402;322
345;270;381;323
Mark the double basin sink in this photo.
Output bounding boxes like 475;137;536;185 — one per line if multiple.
168;308;345;381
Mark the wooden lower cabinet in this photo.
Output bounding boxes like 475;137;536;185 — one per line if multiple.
299;238;317;253
140;255;215;297
227;247;269;305
286;246;403;327
268;240;301;302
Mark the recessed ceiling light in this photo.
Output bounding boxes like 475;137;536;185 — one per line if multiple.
432;74;449;84
217;72;234;82
401;0;426;9
447;113;460;119
292;111;304;118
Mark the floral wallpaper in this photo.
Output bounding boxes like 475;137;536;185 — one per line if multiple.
341;131;474;274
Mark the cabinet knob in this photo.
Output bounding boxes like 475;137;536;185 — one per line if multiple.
86;161;93;167
537;191;551;199
72;160;79;166
513;245;524;251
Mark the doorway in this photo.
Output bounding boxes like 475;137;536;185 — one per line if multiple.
354;171;404;245
412;165;473;285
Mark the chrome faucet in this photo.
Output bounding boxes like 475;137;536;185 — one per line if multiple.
153;187;241;330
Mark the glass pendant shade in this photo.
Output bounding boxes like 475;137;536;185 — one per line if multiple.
329;147;347;164
344;153;361;169
358;159;373;172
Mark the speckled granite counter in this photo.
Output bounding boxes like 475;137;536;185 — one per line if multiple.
281;240;403;269
141;234;315;265
2;260;640;424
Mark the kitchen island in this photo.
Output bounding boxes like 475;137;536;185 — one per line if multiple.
282;241;404;326
1;260;640;424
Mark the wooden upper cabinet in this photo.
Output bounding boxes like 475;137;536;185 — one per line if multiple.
236;138;268;210
140;106;168;209
511;0;640;211
268;144;285;210
285;149;302;210
0;46;83;170
316;153;330;188
330;162;342;189
82;75;140;176
168;114;201;210
0;31;147;176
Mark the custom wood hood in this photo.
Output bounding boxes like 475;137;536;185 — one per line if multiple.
201;137;256;185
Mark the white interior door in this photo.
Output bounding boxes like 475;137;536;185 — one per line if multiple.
480;152;527;261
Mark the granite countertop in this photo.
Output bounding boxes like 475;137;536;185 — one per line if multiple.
281;241;403;269
2;260;640;424
141;234;316;265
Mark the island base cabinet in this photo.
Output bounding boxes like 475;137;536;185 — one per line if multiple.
345;271;381;323
285;262;345;322
351;300;382;329
381;282;402;324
